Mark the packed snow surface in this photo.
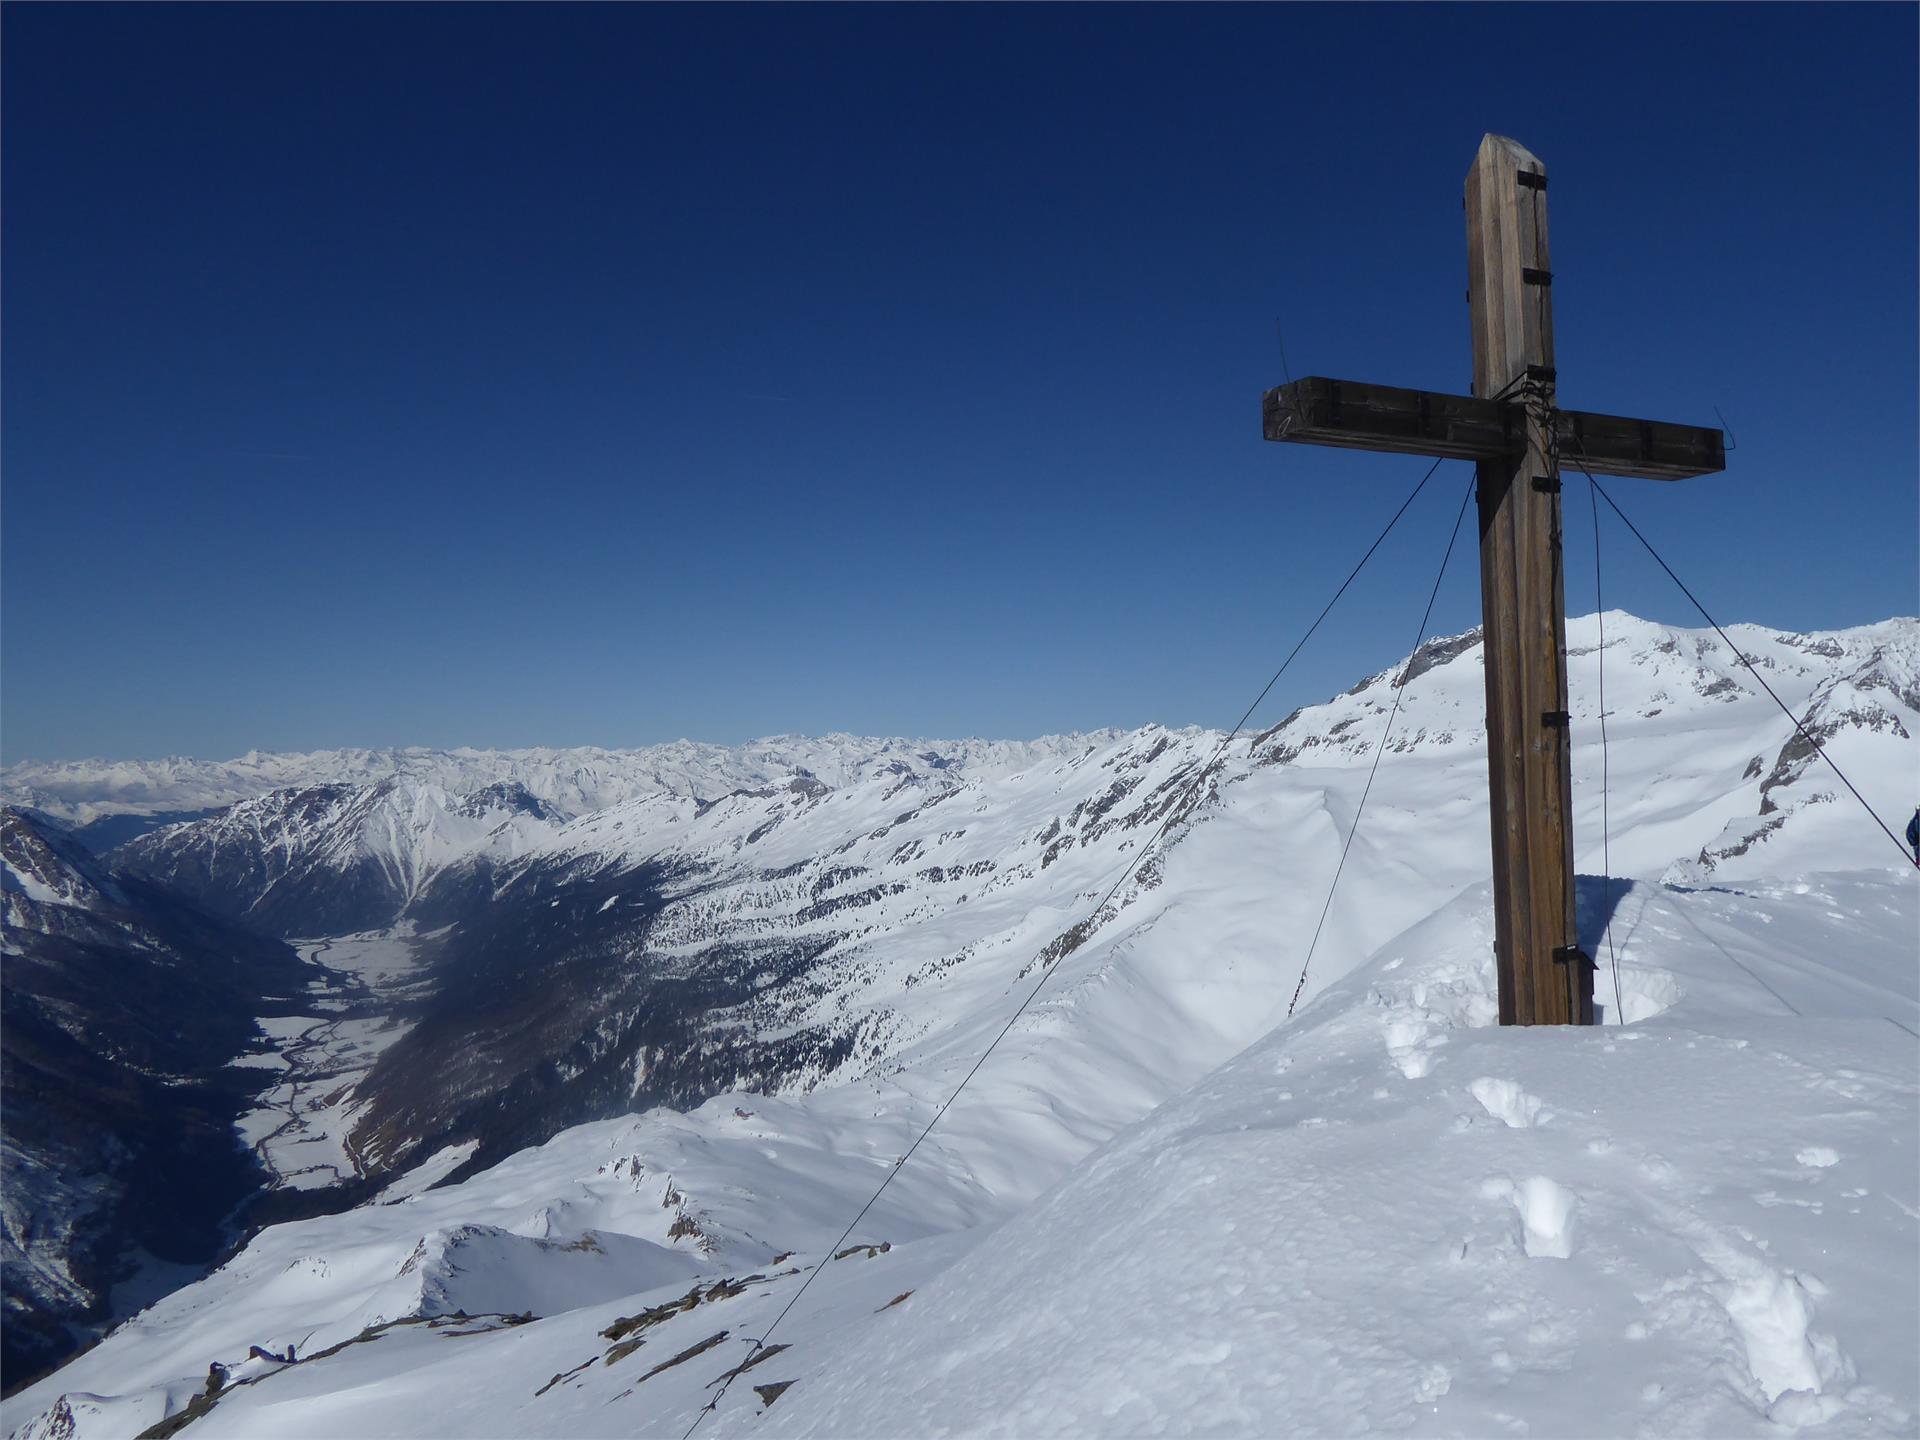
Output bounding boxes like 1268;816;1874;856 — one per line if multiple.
745;878;1917;1439
5;612;1916;1439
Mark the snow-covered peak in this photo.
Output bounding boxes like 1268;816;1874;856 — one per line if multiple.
107;777;571;937
1259;611;1919;766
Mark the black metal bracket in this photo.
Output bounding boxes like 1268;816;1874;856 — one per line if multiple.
1552;944;1595;971
1541;710;1570;729
1525;364;1556;385
1530;475;1561;494
1522;267;1553;287
1516;171;1548;192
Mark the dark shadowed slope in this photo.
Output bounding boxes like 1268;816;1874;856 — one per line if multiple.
1;809;314;1391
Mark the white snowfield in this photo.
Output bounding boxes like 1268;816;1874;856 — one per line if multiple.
745;880;1918;1440
5;612;1917;1440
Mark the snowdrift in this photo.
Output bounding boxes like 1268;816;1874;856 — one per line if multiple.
747;878;1918;1438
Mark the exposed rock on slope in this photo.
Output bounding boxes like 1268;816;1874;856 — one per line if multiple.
109;779;562;938
346;730;1218;1184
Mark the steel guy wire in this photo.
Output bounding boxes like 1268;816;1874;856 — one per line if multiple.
1286;475;1477;1021
1585;475;1625;1019
1574;461;1913;867
681;454;1450;1438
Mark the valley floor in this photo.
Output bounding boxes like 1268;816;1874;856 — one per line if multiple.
234;932;430;1191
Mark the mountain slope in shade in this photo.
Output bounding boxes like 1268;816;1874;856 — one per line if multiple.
0;810;314;1392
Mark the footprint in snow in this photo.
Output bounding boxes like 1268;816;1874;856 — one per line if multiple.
1412;1362;1451;1402
1627;1179;1851;1417
1384;1017;1446;1079
1396;1048;1437;1080
1639;1154;1677;1185
1754;1192;1824;1213
1480;1175;1577;1259
1469;1077;1548;1129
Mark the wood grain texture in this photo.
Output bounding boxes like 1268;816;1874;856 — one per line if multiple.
1466;133;1589;1027
1262;377;1725;481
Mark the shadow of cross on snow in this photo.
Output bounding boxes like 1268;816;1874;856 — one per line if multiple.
1576;873;1630;1023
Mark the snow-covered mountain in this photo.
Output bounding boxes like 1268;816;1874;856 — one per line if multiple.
3;612;1915;1437
110;779;566;937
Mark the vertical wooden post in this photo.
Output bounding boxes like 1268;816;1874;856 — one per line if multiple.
1465;134;1589;1026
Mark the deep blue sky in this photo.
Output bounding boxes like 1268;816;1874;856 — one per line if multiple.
4;3;1914;762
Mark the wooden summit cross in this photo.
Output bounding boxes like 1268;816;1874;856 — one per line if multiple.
1264;134;1727;1027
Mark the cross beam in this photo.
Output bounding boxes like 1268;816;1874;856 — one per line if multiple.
1265;135;1727;1027
1262;377;1726;482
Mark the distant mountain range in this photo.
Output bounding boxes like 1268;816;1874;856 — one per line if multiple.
1;734;1116;828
